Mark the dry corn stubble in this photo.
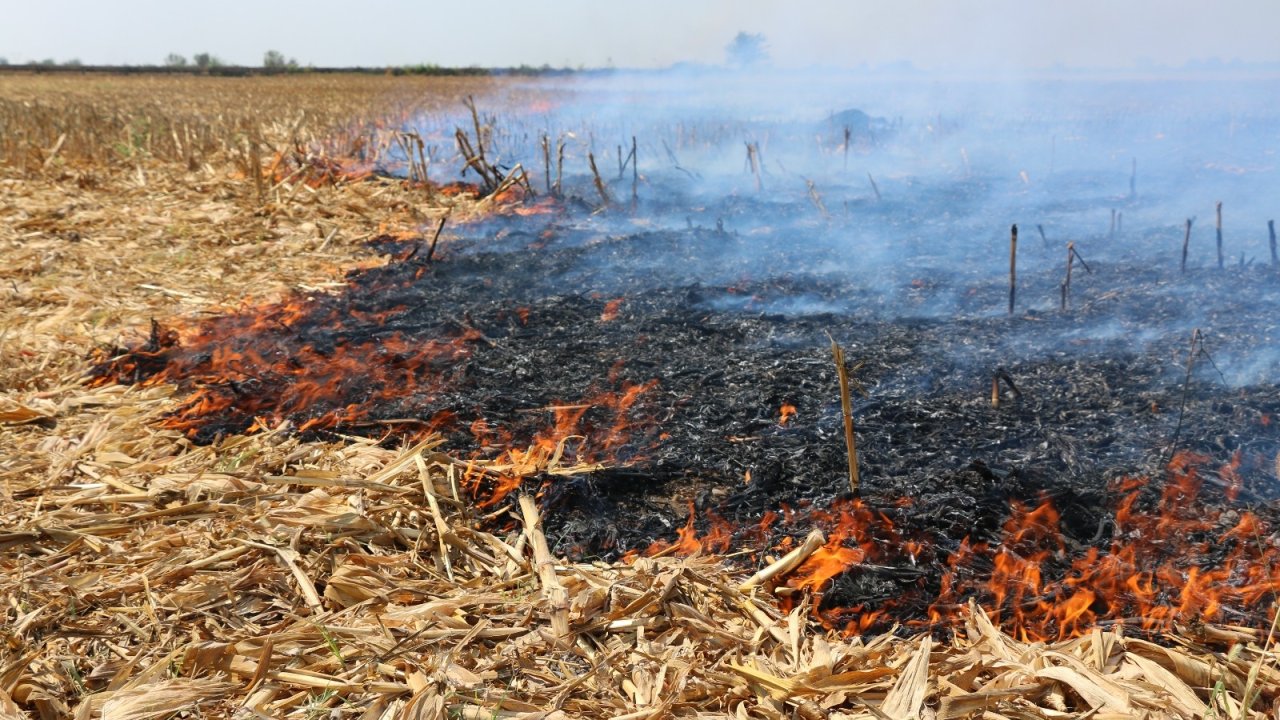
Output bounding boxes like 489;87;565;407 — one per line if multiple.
0;72;1276;719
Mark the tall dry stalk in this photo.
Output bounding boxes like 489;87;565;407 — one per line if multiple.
829;338;864;495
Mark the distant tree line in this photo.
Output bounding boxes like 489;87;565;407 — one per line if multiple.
162;52;224;69
0;51;578;76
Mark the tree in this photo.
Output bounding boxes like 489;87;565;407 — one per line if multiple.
725;32;769;68
164;53;188;68
193;52;221;69
263;50;297;71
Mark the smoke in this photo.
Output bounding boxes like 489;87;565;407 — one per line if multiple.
396;65;1280;387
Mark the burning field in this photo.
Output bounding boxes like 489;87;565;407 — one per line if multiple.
5;70;1280;718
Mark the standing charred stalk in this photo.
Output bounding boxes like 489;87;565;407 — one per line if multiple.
455;128;499;194
541;134;551;194
1109;209;1117;240
843;126;851;171
1061;241;1076;311
1166;329;1203;463
991;366;1022;407
631;136;638;209
464;96;486;163
424;214;448;263
395;134;416;183
587;152;612;208
867;172;882;202
806;179;830;220
414;133;429;186
1037;223;1049;250
1130;157;1137;199
1270;219;1277;266
1181;218;1193;274
1216;201;1224;269
999;368;1021;398
745;141;763;192
456;97;505;195
1008;224;1018;315
555;138;565;198
397;132;429;187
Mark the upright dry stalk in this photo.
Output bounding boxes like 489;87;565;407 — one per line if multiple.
745;141;762;192
1109;209;1116;240
1008;224;1018;315
830;339;860;494
455;128;498;193
464;95;485;162
415;135;429;187
630;135;638;208
1182;218;1193;273
1216;201;1224;269
555;138;565;197
806;179;830;220
1165;329;1203;463
395;134;414;182
424;214;448;263
457;97;501;194
993;368;1022;406
1061;241;1076;311
1269;219;1277;266
246;134;265;206
1130;157;1137;199
587;152;611;207
541;134;551;194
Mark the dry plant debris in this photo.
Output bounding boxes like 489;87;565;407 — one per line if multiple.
1;73;1278;719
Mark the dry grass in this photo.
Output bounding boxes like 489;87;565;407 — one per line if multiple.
2;72;1279;719
0;73;508;173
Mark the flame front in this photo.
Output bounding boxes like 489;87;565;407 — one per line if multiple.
657;451;1280;640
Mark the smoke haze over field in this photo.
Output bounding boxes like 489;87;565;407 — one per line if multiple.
1;0;1279;70
390;66;1280;388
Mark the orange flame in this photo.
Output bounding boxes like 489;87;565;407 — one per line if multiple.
779;403;797;426
510;197;561;217
927;451;1280;640
600;299;624;323
645;501;733;556
787;499;890;597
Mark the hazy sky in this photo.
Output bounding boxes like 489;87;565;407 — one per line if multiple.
2;0;1278;70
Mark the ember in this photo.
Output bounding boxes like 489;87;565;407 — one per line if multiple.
779;402;797;426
